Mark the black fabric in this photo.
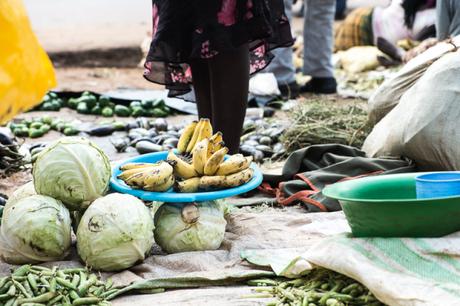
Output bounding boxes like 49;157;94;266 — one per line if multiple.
263;144;417;212
143;0;294;98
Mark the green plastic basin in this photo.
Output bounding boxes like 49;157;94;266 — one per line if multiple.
322;172;460;237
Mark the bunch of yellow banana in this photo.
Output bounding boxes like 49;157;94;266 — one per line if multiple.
117;161;175;192
169;118;255;193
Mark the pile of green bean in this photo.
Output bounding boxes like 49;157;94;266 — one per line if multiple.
0;265;120;306
247;269;386;306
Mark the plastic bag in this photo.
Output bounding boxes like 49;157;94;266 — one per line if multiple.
0;0;56;124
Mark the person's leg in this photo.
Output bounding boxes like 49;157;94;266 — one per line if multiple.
190;60;213;119
301;0;337;94
265;0;298;99
209;45;249;154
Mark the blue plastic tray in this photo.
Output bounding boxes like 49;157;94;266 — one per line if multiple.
110;151;263;202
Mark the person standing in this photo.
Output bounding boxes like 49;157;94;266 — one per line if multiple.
143;0;293;153
266;0;337;98
437;0;460;40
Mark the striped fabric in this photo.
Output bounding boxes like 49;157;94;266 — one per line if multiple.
334;7;374;51
304;233;460;305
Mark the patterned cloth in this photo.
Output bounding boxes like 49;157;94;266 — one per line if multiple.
143;0;293;97
334;7;374;52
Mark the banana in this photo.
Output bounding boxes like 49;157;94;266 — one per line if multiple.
175;177;201;193
216;154;253;176
197;118;213;142
117;167;152;181
143;161;174;187
167;150;198;179
192;138;209;175
186;119;203;153
225;168;254;187
204;147;228;176
120;163;156;171
124;170;151;188
207;132;223;157
177;121;198;154
145;174;175;192
199;175;227;190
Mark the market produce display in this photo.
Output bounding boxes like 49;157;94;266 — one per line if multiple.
77;193;154;271
33;137;111;211
240;118;287;162
0;265;120;305
248;269;385;306
34;91;173;118
154;202;226;253
0;195;71;264
116;118;255;192
9;116;79;138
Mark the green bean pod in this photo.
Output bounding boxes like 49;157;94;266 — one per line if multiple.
56;278;77;291
18;292;57;303
72;297;100;305
27;274;39;293
49;278;57;293
71;275;80;288
69;290;80;301
0;281;12;294
4;297;16;306
47;294;64;306
12;265;31;277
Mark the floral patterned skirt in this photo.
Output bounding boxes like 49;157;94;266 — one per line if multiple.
143;0;294;97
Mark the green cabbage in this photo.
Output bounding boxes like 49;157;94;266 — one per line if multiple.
33;137;111;211
0;195;72;264
77;193;154;271
154;201;227;254
4;181;36;212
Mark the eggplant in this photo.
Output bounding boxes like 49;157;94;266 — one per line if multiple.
129;137;156;147
243;140;259;147
28;142;47;151
152;118;168;131
135;141;163;154
0;196;6;206
273;142;285;152
125;122;140;131
258;136;272;146
263;107;276;118
87;125;116;136
0;128;14;146
248;134;261;142
136;117;150;129
239;145;257;156
256;145;274;157
162;138;179;147
152;134;174;144
110;136;130;153
253;150;265;162
148;128;158;138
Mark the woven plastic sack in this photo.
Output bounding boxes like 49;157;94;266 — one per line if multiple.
363;51;460;170
0;0;56;124
368;36;460;125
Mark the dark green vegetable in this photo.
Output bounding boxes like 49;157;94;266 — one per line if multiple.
131;107;145;117
76;102;89;114
67;98;79;110
30;122;42;129
98;95;111;107
77;95;97;109
150;108;168;117
63;127;79;136
101;107;114;117
130;101;142;109
29;128;44;138
91;105;102;115
114;105;131;117
40;124;51;134
40;102;55;111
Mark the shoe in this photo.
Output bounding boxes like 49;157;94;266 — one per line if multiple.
300;77;337;94
278;82;300;99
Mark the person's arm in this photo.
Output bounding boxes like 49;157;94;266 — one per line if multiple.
436;0;452;40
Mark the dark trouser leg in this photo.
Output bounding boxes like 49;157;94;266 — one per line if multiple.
209;45;249;154
190;60;213;119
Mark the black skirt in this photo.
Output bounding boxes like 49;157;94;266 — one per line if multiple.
143;0;294;97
